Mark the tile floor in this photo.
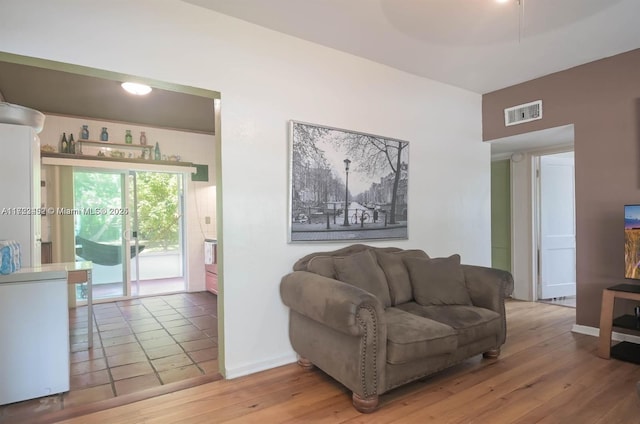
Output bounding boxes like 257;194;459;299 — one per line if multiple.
89;277;186;299
0;291;218;422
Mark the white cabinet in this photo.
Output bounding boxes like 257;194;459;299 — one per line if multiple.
0;123;41;267
205;240;217;294
0;270;69;405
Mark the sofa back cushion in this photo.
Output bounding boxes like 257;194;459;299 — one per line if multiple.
404;255;472;306
334;249;392;307
306;256;336;279
375;249;429;305
293;244;402;271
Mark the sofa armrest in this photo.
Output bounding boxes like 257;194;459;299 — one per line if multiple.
280;271;385;337
462;265;514;312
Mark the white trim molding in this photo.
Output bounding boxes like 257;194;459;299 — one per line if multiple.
224;352;297;379
572;324;640;344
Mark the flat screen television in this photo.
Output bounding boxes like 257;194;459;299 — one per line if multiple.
624;204;640;279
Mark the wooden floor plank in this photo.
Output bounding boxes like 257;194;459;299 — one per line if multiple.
380;333;597;422
53;301;640;424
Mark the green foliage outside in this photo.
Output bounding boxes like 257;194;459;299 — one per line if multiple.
74;171;180;251
74;171;123;242
135;172;180;250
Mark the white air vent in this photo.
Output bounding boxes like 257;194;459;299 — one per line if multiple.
504;100;542;126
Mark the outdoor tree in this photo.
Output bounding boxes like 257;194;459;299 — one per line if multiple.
136;172;180;250
340;133;408;224
292;124;337;213
74;172;124;241
73;172;180;250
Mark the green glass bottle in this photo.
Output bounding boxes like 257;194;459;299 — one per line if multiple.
61;133;68;154
125;129;133;144
154;142;161;161
69;134;76;155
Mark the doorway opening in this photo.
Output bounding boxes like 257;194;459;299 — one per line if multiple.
0;53;223;419
488;124;575;305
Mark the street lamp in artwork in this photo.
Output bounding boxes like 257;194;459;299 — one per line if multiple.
343;158;351;226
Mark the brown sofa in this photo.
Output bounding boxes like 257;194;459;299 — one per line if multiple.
280;244;514;413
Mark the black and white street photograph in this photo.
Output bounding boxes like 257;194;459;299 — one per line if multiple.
289;121;409;242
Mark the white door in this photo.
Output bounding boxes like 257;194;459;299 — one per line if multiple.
539;152;576;299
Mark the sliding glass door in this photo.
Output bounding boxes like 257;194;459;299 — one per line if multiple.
73;168;185;301
74;170;128;299
130;171;185;297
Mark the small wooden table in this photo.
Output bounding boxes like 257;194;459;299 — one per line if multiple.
597;283;640;359
65;261;93;348
31;261;93;348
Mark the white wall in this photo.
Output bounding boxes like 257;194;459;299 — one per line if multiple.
510;153;535;301
0;0;490;378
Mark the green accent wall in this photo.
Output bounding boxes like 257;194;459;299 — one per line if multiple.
491;160;511;272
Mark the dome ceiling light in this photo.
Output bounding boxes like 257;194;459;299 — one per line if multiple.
121;82;152;96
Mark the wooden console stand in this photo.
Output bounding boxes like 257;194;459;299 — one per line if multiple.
597;283;640;363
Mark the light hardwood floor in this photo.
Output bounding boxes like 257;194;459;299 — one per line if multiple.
45;301;640;423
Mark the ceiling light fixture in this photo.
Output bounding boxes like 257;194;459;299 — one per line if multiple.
518;0;525;43
121;82;152;96
496;0;526;42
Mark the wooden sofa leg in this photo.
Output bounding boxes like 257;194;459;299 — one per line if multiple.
483;348;501;359
297;356;314;370
352;393;379;413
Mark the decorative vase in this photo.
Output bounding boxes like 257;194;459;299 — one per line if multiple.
100;127;109;142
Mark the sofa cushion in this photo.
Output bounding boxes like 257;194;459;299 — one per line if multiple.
404;255;472;306
385;307;457;364
396;302;501;346
307;255;336;279
334;249;392;307
293;244;402;271
375;249;429;306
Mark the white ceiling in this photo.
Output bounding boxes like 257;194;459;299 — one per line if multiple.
183;0;640;94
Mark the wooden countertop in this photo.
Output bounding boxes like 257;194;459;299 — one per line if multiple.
0;261;92;283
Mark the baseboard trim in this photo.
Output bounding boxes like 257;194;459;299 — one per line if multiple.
225;352;297;379
571;324;640;344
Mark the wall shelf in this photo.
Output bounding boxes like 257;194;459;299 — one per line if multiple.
612;314;640;331
76;139;154;150
598;284;640;365
41;152;195;168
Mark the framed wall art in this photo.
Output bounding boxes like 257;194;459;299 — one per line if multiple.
288;120;409;242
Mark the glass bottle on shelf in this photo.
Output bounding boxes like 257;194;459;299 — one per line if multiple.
69;134;76;155
60;133;68;153
81;125;89;140
139;131;147;145
125;129;133;144
154;142;161;161
100;127;109;141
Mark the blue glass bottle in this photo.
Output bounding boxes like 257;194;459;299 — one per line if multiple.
100;127;109;142
81;125;89;140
